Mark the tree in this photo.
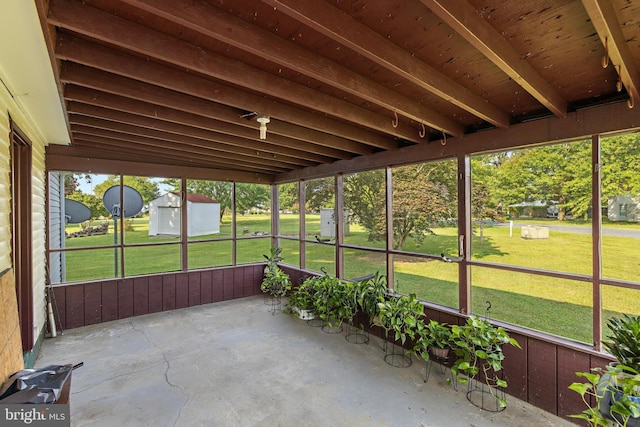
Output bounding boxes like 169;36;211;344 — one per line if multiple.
392;163;454;249
601;133;640;200
64;173;92;195
66;191;108;219
236;183;270;214
486;141;592;220
278;182;299;213
93;176;160;204
344;170;386;241
305;177;334;213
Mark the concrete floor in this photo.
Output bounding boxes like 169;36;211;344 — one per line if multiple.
37;296;576;427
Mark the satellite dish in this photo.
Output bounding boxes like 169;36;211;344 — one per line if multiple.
102;185;144;218
64;198;92;224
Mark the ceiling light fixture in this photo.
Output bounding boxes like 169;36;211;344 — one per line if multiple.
256;114;270;140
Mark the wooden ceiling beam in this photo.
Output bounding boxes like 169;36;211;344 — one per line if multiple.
123;0;465;137
64;86;351;161
72;138;251;171
262;0;509;130
71;136;289;174
69;116;309;168
67;101;331;165
48;0;415;145
420;0;568;118
69;121;298;171
580;0;640;108
46;146;274;183
62;75;359;160
55;37;377;155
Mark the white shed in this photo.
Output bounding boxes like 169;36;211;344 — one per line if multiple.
320;208;350;237
148;193;220;236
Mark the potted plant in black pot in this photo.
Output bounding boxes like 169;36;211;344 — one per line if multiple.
569;314;640;427
416;320;453;384
449;316;521;411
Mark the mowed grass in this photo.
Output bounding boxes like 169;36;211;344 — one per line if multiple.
62;215;640;343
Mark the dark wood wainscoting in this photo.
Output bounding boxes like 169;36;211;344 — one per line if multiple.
52;264;265;330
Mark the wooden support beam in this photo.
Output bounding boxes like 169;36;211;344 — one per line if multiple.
124;0;466;137
420;0;568;118
55;36;378;155
48;0;413;145
64;86;351;161
67;101;331;165
262;0;509;130
581;0;640;109
69;120;297;171
46;146;273;183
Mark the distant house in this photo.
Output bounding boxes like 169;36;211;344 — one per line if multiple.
608;195;640;222
507;201;558;218
148;193;220;236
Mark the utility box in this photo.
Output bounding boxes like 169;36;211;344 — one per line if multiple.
521;225;549;239
320;208;350;237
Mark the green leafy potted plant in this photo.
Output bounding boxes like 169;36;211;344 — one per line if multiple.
261;247;292;301
569;314;640;426
355;272;388;328
450;316;521;409
377;293;425;367
285;279;316;320
311;273;349;331
416;320;452;362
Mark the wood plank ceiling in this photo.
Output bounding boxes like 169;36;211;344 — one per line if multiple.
38;0;640;181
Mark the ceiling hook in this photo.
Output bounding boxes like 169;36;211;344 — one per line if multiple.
602;37;609;68
616;66;623;92
391;111;399;128
440;130;447;146
628;94;635;109
419;122;426;138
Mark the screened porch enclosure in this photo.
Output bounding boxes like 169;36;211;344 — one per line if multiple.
0;0;632;424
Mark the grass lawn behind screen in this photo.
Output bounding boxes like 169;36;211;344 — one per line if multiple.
62;214;640;343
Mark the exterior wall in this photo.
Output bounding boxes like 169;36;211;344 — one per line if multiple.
149;193;220;236
608;194;640;222
0;89;12;271
188;202;220;236
0;76;48;354
148;192;180;236
48;172;64;284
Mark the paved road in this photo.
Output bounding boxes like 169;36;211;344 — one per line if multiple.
486;222;640;238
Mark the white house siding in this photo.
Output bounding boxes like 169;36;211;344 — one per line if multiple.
32;138;46;343
47;172;64;284
0;95;11;271
0;79;49;348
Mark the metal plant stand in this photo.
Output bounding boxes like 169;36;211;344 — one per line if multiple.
424;350;457;390
345;322;369;344
383;338;412;368
306;317;325;327
321;320;343;334
267;294;282;315
466;374;506;412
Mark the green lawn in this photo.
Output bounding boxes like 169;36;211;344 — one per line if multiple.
61;215;640;343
